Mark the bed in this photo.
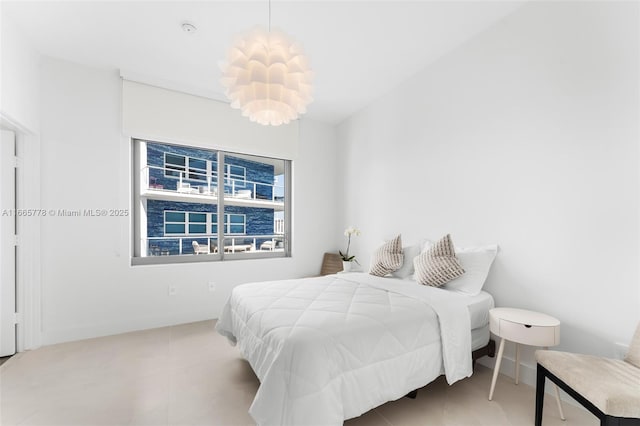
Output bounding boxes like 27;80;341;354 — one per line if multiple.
216;272;495;425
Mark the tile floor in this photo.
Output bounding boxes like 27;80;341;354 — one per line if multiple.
1;320;596;426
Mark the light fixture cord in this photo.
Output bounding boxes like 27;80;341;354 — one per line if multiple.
268;0;271;32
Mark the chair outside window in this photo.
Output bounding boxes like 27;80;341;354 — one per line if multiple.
192;241;210;254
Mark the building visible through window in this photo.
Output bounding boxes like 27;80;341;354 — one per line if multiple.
133;140;290;263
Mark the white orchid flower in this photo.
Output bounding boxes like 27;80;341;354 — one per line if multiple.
340;226;361;263
344;226;360;236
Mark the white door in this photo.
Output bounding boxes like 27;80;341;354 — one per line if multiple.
0;130;16;356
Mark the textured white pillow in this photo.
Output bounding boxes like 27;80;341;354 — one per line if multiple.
414;234;465;287
390;244;421;279
445;245;498;295
369;234;404;277
422;240;498;295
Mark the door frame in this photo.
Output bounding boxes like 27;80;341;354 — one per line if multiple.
0;113;41;352
0;129;17;356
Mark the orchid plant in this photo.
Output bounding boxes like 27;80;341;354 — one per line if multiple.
339;226;361;262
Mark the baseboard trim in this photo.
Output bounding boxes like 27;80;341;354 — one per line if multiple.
41;311;216;346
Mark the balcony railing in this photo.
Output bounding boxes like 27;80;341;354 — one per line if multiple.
141;165;284;204
274;218;285;234
144;234;285;257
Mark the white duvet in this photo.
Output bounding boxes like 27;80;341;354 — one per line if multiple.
216;272;473;426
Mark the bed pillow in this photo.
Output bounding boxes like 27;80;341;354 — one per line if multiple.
444;245;498;295
422;239;499;295
390;244;421;279
369;234;404;277
414;234;465;287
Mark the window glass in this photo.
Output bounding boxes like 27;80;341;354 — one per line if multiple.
134;140;289;263
165;211;185;222
165;154;185;178
189;224;206;234
190;158;206;170
165;224;185;234
229;225;244;234
189;213;206;223
188;158;207;181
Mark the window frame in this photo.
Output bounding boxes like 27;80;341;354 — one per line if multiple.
224;213;246;235
163;211;187;235
132;139;291;265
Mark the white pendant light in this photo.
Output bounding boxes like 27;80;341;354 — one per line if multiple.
219;2;313;126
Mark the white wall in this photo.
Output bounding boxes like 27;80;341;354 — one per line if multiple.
337;1;639;384
122;80;300;160
0;10;40;132
39;57;339;345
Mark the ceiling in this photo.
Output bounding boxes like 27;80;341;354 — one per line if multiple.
2;1;524;125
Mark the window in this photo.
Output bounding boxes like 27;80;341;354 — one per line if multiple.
164;154;185;178
134;140;290;264
211;213;246;235
164;211;186;234
163;211;245;236
188;158;207;181
225;164;246;187
163;211;210;235
164;153;249;189
227;213;246;234
164;153;208;182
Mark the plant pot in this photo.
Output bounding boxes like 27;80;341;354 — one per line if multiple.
342;261;352;272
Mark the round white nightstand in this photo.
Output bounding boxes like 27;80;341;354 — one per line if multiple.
488;307;565;420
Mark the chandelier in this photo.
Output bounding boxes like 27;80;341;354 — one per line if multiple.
219;4;313;126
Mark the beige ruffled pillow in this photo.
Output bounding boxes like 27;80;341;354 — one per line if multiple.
369;234;404;277
414;234;465;287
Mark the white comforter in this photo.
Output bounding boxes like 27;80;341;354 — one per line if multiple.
216;272;472;426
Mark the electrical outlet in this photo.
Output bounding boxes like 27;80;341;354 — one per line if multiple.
168;285;177;296
208;282;216;292
614;342;629;359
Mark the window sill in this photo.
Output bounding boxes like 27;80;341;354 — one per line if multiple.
131;251;287;266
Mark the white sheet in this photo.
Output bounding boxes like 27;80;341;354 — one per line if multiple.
216;273;475;426
471;323;490;350
466;290;495;329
